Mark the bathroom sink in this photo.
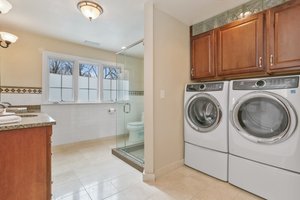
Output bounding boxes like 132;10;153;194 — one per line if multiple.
6;107;28;113
17;114;38;118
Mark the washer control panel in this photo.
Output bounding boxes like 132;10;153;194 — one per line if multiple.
186;82;224;92
233;76;299;90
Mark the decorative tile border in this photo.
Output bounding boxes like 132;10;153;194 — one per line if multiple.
192;0;290;36
0;86;144;97
0;86;42;94
129;91;144;96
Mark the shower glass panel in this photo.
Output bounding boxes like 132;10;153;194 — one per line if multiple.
115;40;144;164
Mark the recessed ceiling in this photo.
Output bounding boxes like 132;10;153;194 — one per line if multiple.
0;0;250;56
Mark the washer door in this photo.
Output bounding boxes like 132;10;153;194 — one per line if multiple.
185;93;222;132
231;91;297;144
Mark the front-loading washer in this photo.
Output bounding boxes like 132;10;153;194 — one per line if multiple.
184;81;229;181
228;75;300;200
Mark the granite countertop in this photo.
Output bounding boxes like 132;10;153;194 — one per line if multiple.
0;113;56;131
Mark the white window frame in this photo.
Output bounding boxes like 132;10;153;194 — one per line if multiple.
42;51;121;104
77;60;101;102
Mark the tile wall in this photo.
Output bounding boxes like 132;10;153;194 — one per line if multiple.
192;0;291;36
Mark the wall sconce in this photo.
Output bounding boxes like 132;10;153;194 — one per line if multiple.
0;32;18;48
77;1;103;21
0;0;12;14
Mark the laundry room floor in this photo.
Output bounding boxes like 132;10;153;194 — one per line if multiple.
52;138;263;200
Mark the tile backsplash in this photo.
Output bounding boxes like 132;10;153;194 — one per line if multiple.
192;0;290;36
0;86;42;94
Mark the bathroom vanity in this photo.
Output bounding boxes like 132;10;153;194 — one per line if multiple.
0;113;55;200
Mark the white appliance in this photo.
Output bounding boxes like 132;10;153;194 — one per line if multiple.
127;112;144;144
228;76;300;200
184;81;229;181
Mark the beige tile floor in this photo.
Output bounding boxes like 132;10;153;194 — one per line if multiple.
52;138;263;200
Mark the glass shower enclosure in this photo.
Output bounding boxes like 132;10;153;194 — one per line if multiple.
114;39;144;168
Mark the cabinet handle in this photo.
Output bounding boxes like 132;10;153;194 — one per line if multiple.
270;54;274;66
191;68;194;77
259;57;263;68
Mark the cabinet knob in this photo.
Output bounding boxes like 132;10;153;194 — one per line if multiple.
270;54;274;66
191;68;194;77
259;57;263;68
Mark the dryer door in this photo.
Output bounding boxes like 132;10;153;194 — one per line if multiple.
231;91;297;144
185;93;222;133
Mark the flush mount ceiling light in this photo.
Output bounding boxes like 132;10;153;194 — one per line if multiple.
77;1;103;21
0;32;18;48
0;0;12;14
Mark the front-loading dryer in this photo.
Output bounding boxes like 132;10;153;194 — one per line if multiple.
228;76;300;200
184;81;229;181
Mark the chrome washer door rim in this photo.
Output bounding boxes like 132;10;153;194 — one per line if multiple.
185;93;222;133
231;91;297;144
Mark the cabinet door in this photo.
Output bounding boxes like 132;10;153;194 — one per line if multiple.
191;30;215;79
217;13;264;77
0;127;52;200
267;1;300;73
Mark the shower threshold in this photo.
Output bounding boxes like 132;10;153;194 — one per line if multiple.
112;143;144;172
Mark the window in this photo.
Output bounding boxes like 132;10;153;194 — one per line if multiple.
48;58;74;102
103;66;119;101
117;69;129;101
78;63;99;102
102;66;129;101
43;51;124;103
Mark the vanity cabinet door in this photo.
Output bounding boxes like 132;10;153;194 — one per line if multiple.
216;13;265;77
267;0;300;73
191;30;216;80
0;126;52;200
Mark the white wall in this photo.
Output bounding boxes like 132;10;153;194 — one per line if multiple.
42;103;117;145
1;93;41;105
0;27;144;146
144;1;155;180
144;2;190;179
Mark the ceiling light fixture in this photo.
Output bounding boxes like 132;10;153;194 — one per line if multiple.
0;0;12;14
77;1;103;21
0;32;18;48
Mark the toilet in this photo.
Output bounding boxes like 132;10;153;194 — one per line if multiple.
127;112;144;144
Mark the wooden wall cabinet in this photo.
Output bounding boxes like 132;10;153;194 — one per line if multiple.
216;13;265;77
267;0;300;74
190;30;216;80
0;126;52;200
190;0;300;80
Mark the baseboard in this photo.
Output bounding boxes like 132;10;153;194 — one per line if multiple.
143;172;156;182
155;159;184;179
52;135;115;152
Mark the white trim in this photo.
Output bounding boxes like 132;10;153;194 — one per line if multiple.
52;135;116;152
41;101;115;105
43;50;116;66
42;50;122;104
154;159;184;179
142;172;156;182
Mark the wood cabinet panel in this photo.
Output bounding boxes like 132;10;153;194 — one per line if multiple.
191;30;215;79
217;13;265;76
267;0;300;73
189;1;300;80
0;126;52;200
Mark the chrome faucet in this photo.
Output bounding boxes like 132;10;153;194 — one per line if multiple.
0;102;11;108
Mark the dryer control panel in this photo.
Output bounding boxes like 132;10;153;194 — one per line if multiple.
186;83;224;92
233;76;299;90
